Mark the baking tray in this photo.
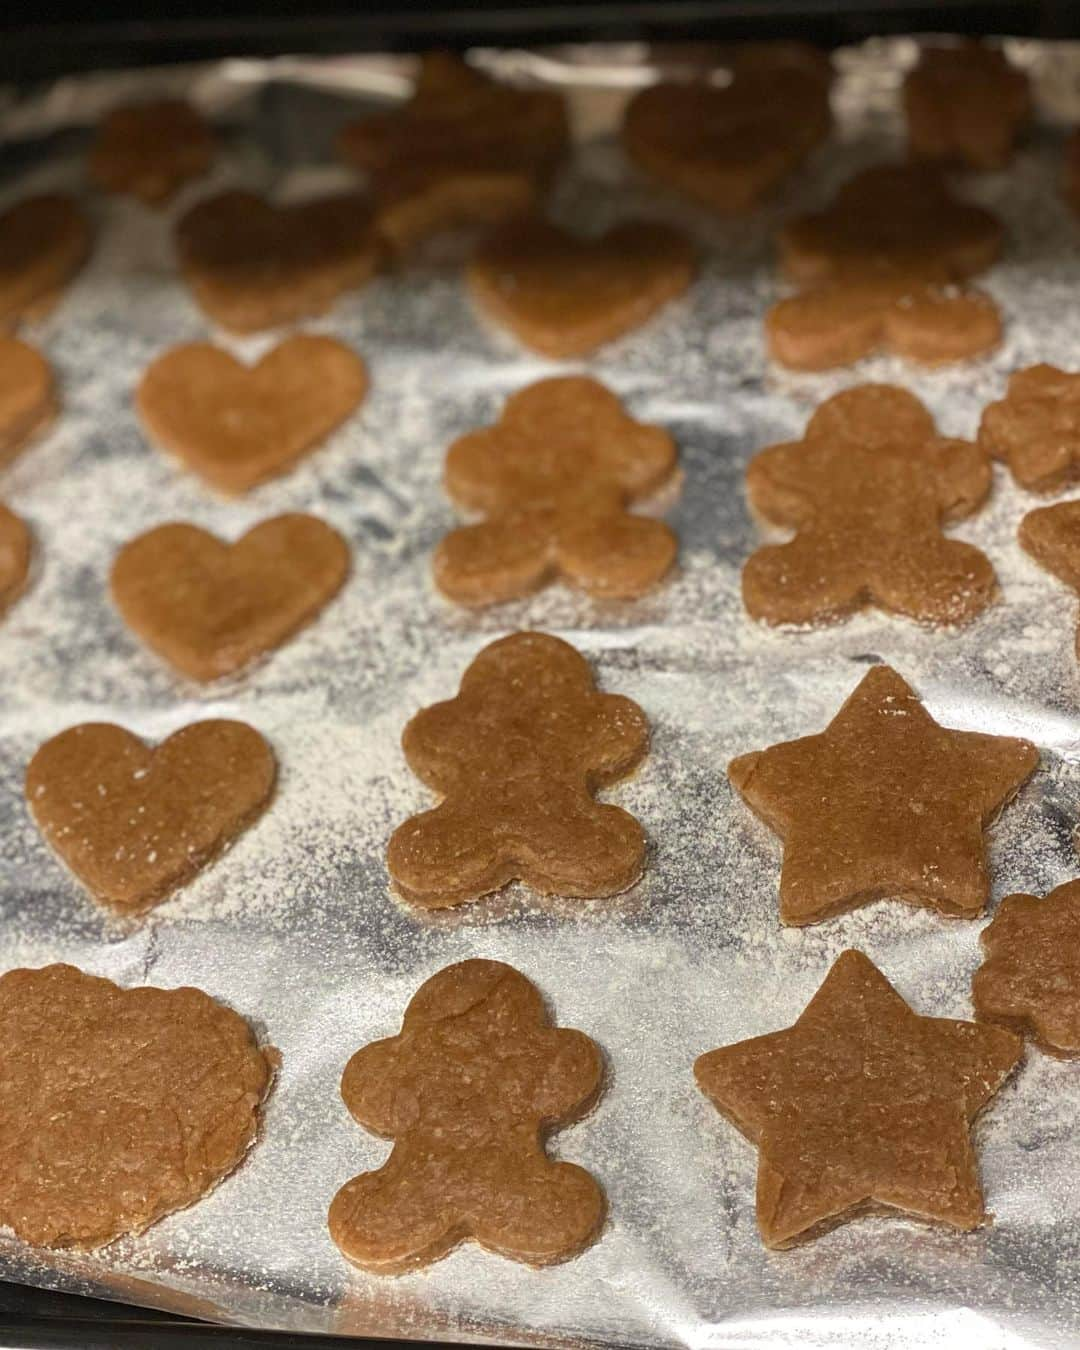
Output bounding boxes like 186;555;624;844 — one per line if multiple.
3;30;1080;1350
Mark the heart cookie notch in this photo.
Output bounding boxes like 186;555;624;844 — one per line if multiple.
111;513;350;681
136;335;368;493
26;720;276;912
468;217;695;357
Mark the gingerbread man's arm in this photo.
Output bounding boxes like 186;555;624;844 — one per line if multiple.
585;692;650;785
340;1036;412;1137
745;440;819;529
444;427;515;514
400;698;473;795
928;436;992;522
532;1026;604;1124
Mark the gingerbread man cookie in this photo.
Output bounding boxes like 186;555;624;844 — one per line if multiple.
436;376;678;605
766;272;1002;371
89;99;216;206
111;514;350;681
0;337;56;463
743;385;996;626
0;194;91;328
387;632;649;908
979;365;1080;493
728;664;1039;925
338;52;568;252
27;719;276;912
695;949;1022;1248
622;45;831;214
777;165;1003;287
973;881;1080;1057
329;958;604;1272
468;217;695;358
904;42;1031;171
136;335;368;493
0;963;274;1249
175;190;381;333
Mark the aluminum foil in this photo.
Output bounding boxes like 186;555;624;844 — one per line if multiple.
2;36;1080;1349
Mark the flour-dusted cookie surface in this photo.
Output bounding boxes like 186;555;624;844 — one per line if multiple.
766;274;1002;370
777;165;1003;286
695;949;1022;1249
973;881;1080;1056
622;46;830;213
26;720;276;912
338;52;568;252
742;384;996;626
468;216;694;358
728;664;1038;925
89;99;216;206
111;514;350;680
979;365;1080;492
175;190;381;333
435;375;678;604
0;337;56;463
0;963;274;1249
329;958;604;1272
136;335;368;493
387;631;649;908
0;194;91;327
904;42;1030;170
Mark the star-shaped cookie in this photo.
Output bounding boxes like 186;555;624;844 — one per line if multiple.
728;665;1038;925
695;949;1022;1248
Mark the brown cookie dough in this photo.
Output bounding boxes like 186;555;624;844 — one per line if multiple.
468;216;695;358
695;949;1022;1249
111;513;350;681
777;165;1003;287
89;99;216;206
743;385;996;626
435;375;678;605
728;664;1039;926
979;365;1080;493
26;719;276;912
973;881;1080;1056
766;274;1002;370
1018;500;1080;659
0;963;274;1249
0;337;57;463
136;335;368;493
387;631;649;908
0;504;32;616
338;52;568;252
622;46;831;213
0;194;91;328
175;190;381;333
329;958;604;1272
904;42;1031;171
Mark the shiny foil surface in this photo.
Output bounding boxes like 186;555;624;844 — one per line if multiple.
2;36;1080;1348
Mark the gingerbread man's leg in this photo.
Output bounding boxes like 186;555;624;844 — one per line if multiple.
387;801;509;907
510;786;646;898
556;511;677;599
433;513;554;605
329;1151;461;1272
742;534;866;625
868;537;997;625
468;1152;605;1265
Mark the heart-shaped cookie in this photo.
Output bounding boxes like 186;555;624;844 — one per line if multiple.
175;190;381;333
0;338;56;464
0;195;91;328
111;513;349;681
0;505;31;615
136;335;368;493
26;720;276;912
468;217;695;357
